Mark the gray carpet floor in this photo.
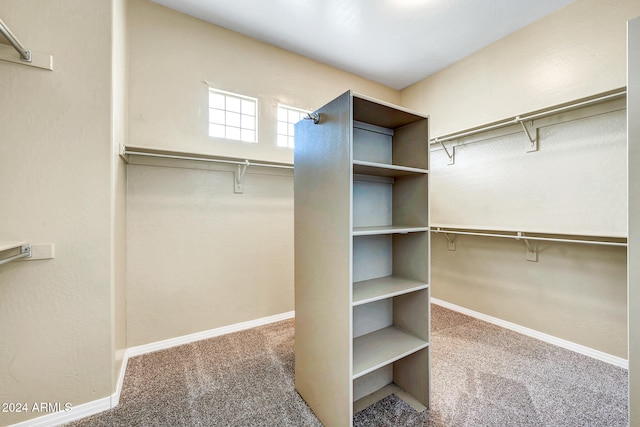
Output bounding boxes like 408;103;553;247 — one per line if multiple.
67;304;628;426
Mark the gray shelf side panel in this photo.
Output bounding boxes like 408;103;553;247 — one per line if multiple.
294;90;354;426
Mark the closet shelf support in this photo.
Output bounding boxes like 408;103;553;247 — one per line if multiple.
517;232;538;262
0;17;53;70
443;233;457;251
0;17;30;62
516;117;538;152
235;161;249;193
0;244;31;267
435;139;455;165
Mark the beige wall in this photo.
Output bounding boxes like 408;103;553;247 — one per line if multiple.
128;0;399;165
401;0;639;359
126;159;294;346
111;0;128;393
0;1;124;425
628;15;640;427
401;0;640;137
125;0;400;346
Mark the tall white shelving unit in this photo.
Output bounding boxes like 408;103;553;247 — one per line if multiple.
294;90;430;426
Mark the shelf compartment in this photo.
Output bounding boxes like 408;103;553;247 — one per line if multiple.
353;226;429;236
353;348;430;410
353;326;428;379
353;233;429;284
353;276;428;306
352;106;429;172
352;160;428;177
353;172;428;230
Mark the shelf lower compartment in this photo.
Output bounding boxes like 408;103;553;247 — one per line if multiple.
353;326;428;379
353;276;428;306
353;225;429;236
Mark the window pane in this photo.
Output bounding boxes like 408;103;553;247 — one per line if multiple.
241;99;255;116
277;107;288;121
226;111;241;127
288;123;295;135
288;110;300;123
288;136;295;148
209;92;225;110
209;123;225;138
208;89;258;143
227;127;241;140
210;108;225;125
277;121;288;135
241;114;255;130
226;97;241;113
277;134;288;147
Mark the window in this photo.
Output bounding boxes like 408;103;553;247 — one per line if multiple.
208;88;257;143
277;104;309;148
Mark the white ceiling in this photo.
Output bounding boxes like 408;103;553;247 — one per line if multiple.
152;0;575;90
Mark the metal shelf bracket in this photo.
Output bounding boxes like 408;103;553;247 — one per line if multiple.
443;232;457;251
517;232;539;262
0;244;31;267
436;139;455;165
235;160;249;193
516;117;538;153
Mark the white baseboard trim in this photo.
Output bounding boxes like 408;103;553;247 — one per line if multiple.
126;310;296;358
111;351;129;408
8;310;295;427
431;298;628;369
7;396;112;427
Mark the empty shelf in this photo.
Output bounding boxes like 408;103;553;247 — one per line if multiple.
353;326;428;379
353;225;429;236
352;160;428;177
353;276;428;306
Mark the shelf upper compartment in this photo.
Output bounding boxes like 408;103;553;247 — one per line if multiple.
353;93;428;129
353;276;428;306
353;326;428;379
352;160;428;177
353;226;429;236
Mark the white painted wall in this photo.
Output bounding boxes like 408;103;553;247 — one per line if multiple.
0;1;125;425
125;0;400;346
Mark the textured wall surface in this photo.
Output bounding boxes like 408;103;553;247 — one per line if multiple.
427;104;628;358
400;0;636;360
127;0;399;165
0;1;117;425
126;161;294;346
125;0;400;346
430;108;627;235
401;0;640;137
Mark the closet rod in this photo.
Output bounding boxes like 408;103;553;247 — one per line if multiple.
0;17;31;62
0;244;31;267
122;147;294;170
430;89;626;144
432;228;627;247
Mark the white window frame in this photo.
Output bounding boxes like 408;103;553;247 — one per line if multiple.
208;88;258;143
277;104;310;149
